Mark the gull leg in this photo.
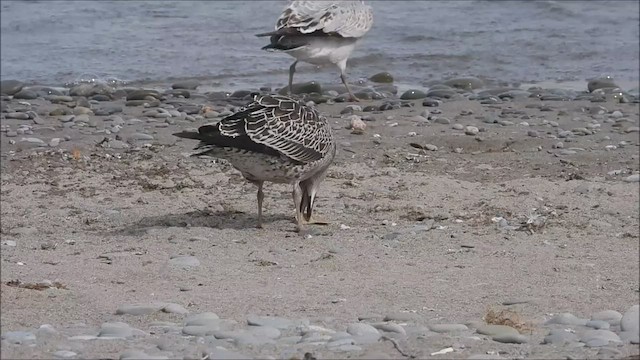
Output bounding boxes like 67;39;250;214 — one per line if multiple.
340;72;360;102
256;181;264;229
288;61;298;95
292;182;305;232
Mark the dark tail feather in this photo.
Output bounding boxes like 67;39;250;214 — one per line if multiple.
255;30;278;37
173;131;203;141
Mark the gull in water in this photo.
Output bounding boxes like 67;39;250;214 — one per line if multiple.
173;94;336;232
256;0;374;101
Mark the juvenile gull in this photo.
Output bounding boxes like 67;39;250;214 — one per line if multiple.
173;94;336;232
256;0;374;101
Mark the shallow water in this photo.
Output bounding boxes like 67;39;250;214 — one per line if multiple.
1;0;638;90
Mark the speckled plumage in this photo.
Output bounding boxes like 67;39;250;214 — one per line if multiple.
256;0;374;101
173;94;336;231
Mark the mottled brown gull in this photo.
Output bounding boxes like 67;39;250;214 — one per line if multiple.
256;0;374;101
173;94;336;232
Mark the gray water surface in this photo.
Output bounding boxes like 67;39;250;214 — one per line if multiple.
1;0;638;90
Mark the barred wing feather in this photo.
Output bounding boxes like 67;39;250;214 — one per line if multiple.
218;95;333;164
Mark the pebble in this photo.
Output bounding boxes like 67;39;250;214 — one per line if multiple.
6;112;30;120
591;310;623;326
586;320;611;330
346;323;381;344
543;328;580;344
580;329;622;347
168;255;200;269
206;347;251;360
13;89;39;100
1;79;25;95
400;89;427;100
185;312;220;325
588;77;619;92
53;350;78;359
444;76;484;90
620;305;639;333
371;322;406;335
428;323;468;333
247;325;281;339
1;331;36;344
434;117;450;125
120;349;169;360
465;126;480;136
369;72;394;83
546;313;589;326
116;303;166;316
623;174;640;183
467;355;505;360
162;303;189;315
492;333;528;344
383;312;420;322
97;322;144;339
172;80;200;90
247;315;307;329
476;324;519;337
452;124;464;130
625;126;640;133
19;137;46;146
619;331;640;344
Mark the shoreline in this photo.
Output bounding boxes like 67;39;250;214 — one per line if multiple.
1;72;639;97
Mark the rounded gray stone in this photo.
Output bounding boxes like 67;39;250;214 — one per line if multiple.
580;329;622;347
247;315;307;329
162;303;189;315
492;333;528;344
182;324;222;336
428;323;469;333
97;322;144;339
543;329;580;344
476;324;519;337
464;126;479;136
116;303;165;316
247;325;281;339
119;349;169;360
585;320;610;330
619;330;640;344
621;305;639;333
545;313;588;326
371;322;406;335
383;312;420;322
347;323;381;344
327;337;356;347
53;350;78;359
591;310;623;325
1;331;36;344
185;312;219;326
206;348;252;360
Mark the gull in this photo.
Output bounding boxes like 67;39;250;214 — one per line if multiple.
173;94;336;232
256;0;374;101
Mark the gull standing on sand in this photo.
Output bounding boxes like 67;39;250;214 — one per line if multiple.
256;0;374;101
173;94;336;232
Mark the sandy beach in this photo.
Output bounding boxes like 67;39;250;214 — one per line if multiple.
1;77;639;359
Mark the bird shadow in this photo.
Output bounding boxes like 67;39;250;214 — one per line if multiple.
115;208;294;236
